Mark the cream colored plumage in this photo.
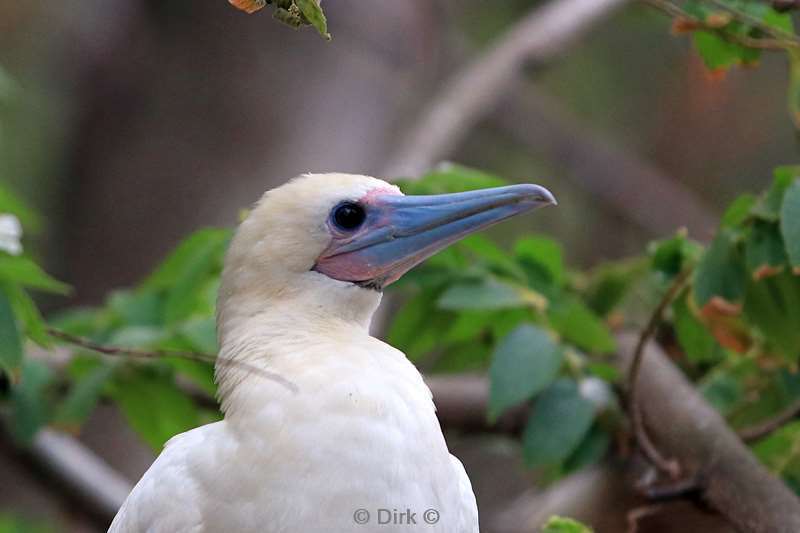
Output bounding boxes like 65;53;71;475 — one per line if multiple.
109;173;554;533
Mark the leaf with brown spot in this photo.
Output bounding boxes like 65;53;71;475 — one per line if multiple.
705;12;732;28
671;17;701;34
228;0;266;14
753;264;784;280
699;296;752;353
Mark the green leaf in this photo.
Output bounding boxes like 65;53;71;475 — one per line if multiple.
693;230;746;307
753;420;800;482
165;357;217;397
674;294;721;363
721;193;757;228
295;0;330;39
10;359;54;443
488;324;563;421
563;426;610;473
548;298;615;354
459;235;527;282
2;283;49;346
753;167;798;221
54;364;114;429
388;291;444;360
179;316;218;354
523;379;595;467
586;362;621;383
701;368;744;416
514;236;564;287
542;516;593;533
438;279;529;311
0;513;53;533
0;290;23;372
649;232;701;278
746;220;788;278
780;179;800;270
0;184;41;233
789;49;800;132
144;229;230;289
673;291;722;363
0;256;70;294
744;272;800;361
443;310;500;344
396;163;506;194
431;341;491;373
109;290;162;326
143;229;229;325
109;368;200;450
48;307;110;337
583;259;646;317
761;5;793;33
108;326;166;349
693;31;759;71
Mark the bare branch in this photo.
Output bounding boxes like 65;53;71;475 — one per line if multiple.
617;333;800;533
626;270;691;479
381;0;630;179
46;327;298;393
491;84;718;237
739;397;800;443
28;429;133;522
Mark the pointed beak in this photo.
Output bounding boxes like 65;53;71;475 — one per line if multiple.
313;184;556;289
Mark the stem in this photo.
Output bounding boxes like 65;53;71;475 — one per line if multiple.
643;0;799;50
738;397;800;442
627;269;692;479
45;327;298;393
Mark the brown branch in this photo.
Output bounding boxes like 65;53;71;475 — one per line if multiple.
738;397;800;442
45;327;298;393
626;270;691;479
381;0;630;179
432;332;800;532
643;0;799;50
617;333;800;533
706;0;799;42
491;83;718;237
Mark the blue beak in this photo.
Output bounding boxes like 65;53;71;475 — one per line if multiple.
313;184;556;289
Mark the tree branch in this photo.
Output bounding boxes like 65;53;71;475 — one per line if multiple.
418;337;800;533
616;333;800;533
491;83;718;237
626;270;691;479
738;397;800;443
381;0;630;179
26;429;133;523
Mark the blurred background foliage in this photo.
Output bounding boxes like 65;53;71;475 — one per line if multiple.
1;0;800;531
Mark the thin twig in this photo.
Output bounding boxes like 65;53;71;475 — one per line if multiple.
643;0;799;50
642;474;703;500
627;269;692;479
738;397;800;442
626;503;667;533
45;327;298;393
706;0;799;42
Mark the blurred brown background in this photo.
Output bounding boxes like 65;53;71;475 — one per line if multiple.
0;0;794;531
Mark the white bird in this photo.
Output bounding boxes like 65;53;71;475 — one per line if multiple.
109;173;555;533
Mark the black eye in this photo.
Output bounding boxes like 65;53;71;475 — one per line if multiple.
332;202;366;231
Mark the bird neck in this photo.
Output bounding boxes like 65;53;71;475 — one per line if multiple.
214;283;383;414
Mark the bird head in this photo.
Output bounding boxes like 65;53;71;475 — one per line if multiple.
217;173;555;336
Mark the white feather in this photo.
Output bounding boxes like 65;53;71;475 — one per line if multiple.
109;174;479;533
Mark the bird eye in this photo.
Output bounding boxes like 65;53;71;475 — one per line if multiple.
332;202;366;231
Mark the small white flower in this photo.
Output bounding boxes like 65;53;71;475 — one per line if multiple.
0;213;23;255
579;376;614;412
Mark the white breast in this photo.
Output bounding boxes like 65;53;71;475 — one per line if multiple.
109;336;478;533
